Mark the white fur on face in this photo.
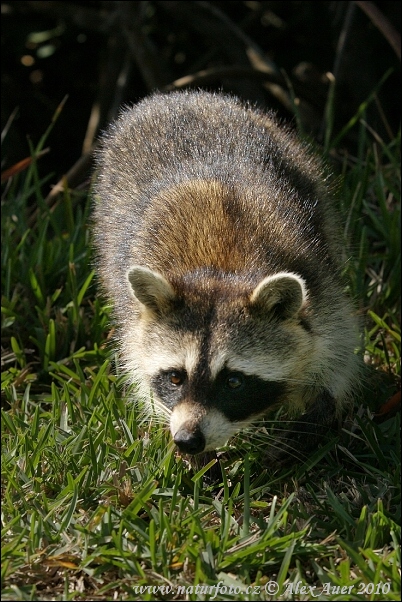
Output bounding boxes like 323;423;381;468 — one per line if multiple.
199;408;251;450
138;332;201;378
208;342;299;382
209;323;311;384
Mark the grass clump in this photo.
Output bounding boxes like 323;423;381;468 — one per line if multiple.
1;102;400;600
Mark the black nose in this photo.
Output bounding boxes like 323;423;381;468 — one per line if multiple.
173;427;205;455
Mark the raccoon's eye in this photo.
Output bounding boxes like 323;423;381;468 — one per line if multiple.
226;373;244;390
168;370;185;386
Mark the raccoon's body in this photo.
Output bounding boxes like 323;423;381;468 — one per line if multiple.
92;90;361;457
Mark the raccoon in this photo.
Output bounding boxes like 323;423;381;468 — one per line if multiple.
92;90;361;458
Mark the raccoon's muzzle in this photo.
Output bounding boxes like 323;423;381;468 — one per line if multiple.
173;423;206;455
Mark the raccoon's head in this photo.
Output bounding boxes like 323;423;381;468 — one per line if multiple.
126;265;312;454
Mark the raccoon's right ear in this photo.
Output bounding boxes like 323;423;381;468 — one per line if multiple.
127;266;176;315
249;272;307;319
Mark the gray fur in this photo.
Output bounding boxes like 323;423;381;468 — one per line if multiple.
92;90;361;456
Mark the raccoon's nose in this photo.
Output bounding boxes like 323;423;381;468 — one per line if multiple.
173;426;206;455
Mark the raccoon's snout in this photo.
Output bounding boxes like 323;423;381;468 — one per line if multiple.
173;423;206;455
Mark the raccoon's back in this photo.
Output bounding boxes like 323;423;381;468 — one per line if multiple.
93;91;341;307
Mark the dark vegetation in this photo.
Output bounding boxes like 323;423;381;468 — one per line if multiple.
2;1;400;179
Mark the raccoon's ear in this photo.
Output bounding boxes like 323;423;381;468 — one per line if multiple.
127;266;176;314
249;272;307;319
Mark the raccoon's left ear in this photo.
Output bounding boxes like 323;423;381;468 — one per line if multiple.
249;272;307;319
127;266;176;315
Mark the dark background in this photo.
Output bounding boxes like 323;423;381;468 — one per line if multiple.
1;1;400;187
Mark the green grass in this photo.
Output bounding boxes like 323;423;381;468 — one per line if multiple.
1;99;400;600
